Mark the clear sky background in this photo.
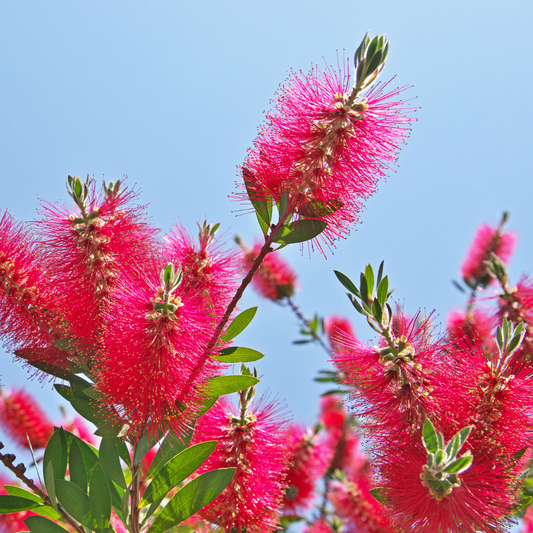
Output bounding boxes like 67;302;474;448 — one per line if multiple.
1;0;532;477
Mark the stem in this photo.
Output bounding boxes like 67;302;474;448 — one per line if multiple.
286;297;330;356
0;444;86;533
130;439;143;533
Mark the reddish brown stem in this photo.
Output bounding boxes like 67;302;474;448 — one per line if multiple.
0;444;86;533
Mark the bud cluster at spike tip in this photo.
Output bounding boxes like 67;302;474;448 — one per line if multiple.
239;33;413;252
191;395;290;533
241;242;297;301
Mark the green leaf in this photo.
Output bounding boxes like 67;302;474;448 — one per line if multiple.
141;441;218;507
278;191;288;219
348;293;369;316
457;426;472;449
376;260;385;286
3;486;43;504
369;488;387;504
213;347;265;363
221;307;257;342
148;468;235;533
360;273;369;306
364;264;375;296
513;447;528;461
243;169;273;231
0;495;40;513
70;398;120;437
99;438;127;489
373;299;383;323
44;429;68;481
69;438;88;492
44;462;57;511
206;375;259;397
442;454;473;474
334;270;361;297
272;219;327;245
147;428;194;479
299;199;343;218
55;480;92;529
89;464;111;529
25;515;69;533
422;419;438;454
377;276;389;307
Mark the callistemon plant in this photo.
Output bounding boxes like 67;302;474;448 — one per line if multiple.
5;29;531;533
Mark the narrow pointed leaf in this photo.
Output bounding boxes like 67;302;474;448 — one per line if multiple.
422;419;438;453
213;347;264;363
147;427;194;479
44;462;57;510
334;270;361;297
360;273;369;305
442;454;473;474
221;307;257;342
89;464;111;529
0;495;40;513
364;264;375;296
55;480;92;529
206;375;259;397
25;515;69;533
273;220;327;245
99;438;127;489
69;439;87;492
43;430;67;481
376;260;385;286
148;468;235;533
3;486;43;504
140;441;218;507
377;276;389;307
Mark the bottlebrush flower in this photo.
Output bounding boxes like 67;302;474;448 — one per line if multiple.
37;177;157;350
325;316;355;349
329;474;395;533
333;311;444;433
521;506;533;533
0;388;53;449
164;221;241;319
192;395;290;533
282;425;331;514
447;308;494;345
0;210;66;370
461;222;516;286
241;242;297;300
497;276;533;361
239;39;412;251
98;262;220;438
303;518;334;533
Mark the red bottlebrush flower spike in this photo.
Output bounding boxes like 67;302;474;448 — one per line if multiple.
333;311;444;433
98;262;220;438
0;388;54;449
242;242;297;301
37;177;157;350
447;308;494;346
164;221;241;320
282;425;331;515
521;507;533;533
497;276;533;361
329;474;395;533
192;395;290;533
461;221;516;286
303;518;334;533
325;315;355;349
0;210;67;370
239;39;413;251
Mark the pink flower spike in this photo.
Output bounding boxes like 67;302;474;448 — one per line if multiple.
325;315;355;349
447;308;494;346
192;395;290;533
242;242;297;301
282;425;331;515
239;53;413;252
0;388;54;449
303;518;334;533
460;222;517;285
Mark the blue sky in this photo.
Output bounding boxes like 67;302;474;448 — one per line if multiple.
1;0;533;459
